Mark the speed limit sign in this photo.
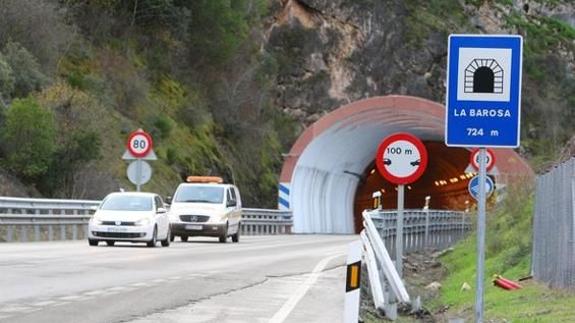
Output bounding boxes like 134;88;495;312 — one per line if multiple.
470;148;495;172
127;130;153;158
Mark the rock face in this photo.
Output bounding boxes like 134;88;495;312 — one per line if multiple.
266;0;450;125
265;0;575;130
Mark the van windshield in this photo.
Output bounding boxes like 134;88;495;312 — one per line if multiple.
175;186;224;204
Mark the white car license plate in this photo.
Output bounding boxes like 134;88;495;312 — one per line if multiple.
107;227;128;233
186;225;203;230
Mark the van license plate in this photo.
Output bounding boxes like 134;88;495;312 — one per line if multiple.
186;225;203;230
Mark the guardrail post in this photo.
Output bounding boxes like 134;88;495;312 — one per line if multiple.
60;223;66;240
20;224;27;242
48;224;54;241
72;224;78;240
424;209;430;249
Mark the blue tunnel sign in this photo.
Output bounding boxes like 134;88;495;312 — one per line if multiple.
445;34;523;148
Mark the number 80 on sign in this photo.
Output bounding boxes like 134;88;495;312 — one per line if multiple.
127;130;153;158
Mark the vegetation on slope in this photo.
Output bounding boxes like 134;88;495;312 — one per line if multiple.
0;0;298;205
433;183;575;321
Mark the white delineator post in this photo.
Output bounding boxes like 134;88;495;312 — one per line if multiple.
344;240;362;323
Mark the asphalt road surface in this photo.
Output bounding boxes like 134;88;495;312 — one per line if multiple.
0;235;358;323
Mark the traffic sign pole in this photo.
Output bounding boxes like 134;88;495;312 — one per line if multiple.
136;158;142;192
475;148;487;323
396;184;404;277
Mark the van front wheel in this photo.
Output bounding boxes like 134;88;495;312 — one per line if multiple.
219;223;228;243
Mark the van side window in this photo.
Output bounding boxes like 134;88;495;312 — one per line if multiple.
226;189;233;203
230;187;236;201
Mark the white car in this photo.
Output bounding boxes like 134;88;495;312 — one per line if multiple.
168;177;242;243
88;192;171;247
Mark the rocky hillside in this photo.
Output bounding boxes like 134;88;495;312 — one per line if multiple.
265;0;575;167
0;0;572;203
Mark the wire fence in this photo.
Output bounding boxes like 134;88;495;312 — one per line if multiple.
532;157;575;289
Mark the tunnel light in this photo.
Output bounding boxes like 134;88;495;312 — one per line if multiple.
370;169;376;175
407;186;412;190
380;188;385;193
434;181;440;186
460;175;467;180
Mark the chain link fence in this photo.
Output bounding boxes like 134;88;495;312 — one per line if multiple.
532;157;575;289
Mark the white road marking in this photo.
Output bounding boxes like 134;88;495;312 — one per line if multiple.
31;300;57;307
58;295;83;301
130;282;150;287
0;305;33;313
269;253;343;323
83;290;107;296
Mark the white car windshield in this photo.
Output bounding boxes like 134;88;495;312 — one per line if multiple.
100;195;153;211
175;186;224;204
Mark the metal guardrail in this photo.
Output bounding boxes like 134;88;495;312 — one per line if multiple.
240;208;293;235
360;209;472;320
0;197;293;242
370;209;471;256
361;211;410;320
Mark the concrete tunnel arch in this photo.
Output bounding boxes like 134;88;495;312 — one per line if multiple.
278;95;533;234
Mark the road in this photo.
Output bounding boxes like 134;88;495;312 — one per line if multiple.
0;235;358;323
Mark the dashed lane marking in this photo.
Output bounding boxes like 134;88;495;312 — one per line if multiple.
0;305;33;313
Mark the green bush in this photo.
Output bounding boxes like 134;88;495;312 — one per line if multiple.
3;42;48;97
1;97;56;179
0;53;14;101
153;115;174;140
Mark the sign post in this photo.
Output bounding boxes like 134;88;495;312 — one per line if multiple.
445;34;522;323
124;129;154;191
375;133;428;277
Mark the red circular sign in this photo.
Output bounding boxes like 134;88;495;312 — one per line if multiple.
375;133;428;185
127;130;153;158
470;148;495;172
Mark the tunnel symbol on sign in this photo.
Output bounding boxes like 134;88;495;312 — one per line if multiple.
464;59;503;94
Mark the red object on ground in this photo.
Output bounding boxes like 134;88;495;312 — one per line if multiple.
498;276;522;289
494;278;517;290
493;275;522;290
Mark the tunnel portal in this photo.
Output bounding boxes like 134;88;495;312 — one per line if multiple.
279;96;533;234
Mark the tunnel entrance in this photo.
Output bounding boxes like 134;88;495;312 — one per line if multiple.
353;142;473;233
279;96;533;234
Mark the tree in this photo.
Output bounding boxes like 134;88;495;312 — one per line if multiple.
1;97;56;180
3;42;48;98
0;53;14;104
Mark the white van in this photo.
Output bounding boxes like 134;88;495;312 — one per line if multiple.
168;177;242;243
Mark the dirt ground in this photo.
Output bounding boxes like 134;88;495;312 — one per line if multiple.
359;249;452;322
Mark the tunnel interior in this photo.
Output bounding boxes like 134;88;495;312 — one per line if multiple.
353;142;473;233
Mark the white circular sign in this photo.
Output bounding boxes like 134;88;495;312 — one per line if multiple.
376;133;428;185
127;130;153;158
127;160;152;185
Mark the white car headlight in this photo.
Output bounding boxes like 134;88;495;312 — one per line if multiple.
90;217;103;225
135;218;152;226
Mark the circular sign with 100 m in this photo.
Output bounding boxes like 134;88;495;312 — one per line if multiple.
375;132;428;185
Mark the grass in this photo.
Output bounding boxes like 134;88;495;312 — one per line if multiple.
431;184;575;322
